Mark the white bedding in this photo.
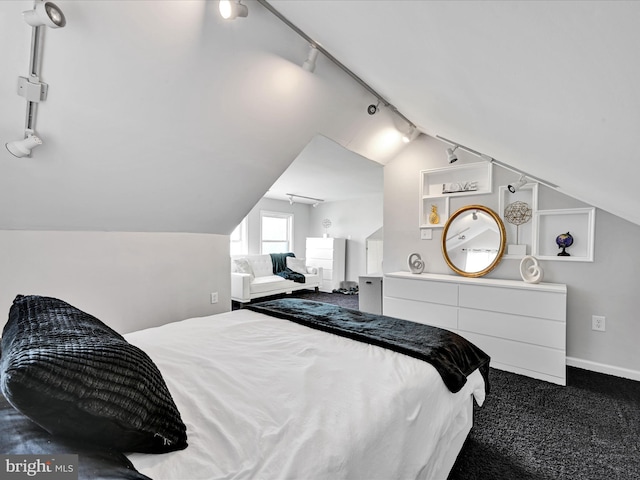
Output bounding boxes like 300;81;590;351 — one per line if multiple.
125;308;486;480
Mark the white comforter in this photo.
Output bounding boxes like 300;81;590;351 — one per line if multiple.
125;308;486;480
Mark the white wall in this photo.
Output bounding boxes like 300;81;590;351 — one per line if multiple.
309;195;383;282
0;231;230;334
0;1;402;333
236;194;383;284
0;1;408;235
384;134;640;378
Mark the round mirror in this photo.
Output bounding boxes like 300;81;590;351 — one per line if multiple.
441;205;506;277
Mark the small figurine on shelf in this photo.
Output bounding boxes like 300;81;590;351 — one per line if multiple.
428;204;440;225
556;232;574;256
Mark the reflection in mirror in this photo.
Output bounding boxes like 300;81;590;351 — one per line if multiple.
442;205;506;277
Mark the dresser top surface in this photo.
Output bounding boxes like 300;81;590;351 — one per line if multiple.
385;271;567;293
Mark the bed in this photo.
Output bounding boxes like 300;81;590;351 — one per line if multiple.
0;295;489;480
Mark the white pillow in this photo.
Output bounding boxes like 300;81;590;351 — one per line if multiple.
286;257;308;275
232;258;254;280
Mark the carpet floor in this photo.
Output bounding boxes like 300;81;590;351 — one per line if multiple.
449;367;640;480
232;289;359;311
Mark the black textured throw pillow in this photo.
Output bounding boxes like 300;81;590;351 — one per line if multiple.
0;295;187;454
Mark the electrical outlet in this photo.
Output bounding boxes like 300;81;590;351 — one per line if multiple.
210;292;218;304
592;315;606;332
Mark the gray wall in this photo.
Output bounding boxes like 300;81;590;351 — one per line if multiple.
241;194;384;283
0;231;230;334
309;195;384;282
384;134;640;378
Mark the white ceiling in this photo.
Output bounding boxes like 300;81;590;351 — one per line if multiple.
270;0;640;226
265;134;383;204
2;1;639;233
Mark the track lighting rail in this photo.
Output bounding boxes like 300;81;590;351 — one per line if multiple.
436;135;558;189
256;0;416;131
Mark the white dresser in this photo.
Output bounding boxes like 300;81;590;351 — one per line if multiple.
305;237;346;293
384;272;567;385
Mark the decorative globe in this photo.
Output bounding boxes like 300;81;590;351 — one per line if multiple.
556;232;573;256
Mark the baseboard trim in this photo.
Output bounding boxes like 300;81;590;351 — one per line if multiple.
566;357;640;382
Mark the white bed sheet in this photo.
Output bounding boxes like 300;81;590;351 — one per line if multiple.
125;308;486;480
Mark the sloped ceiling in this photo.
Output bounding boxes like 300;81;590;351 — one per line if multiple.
265;134;383;204
271;0;640;226
2;1;639;233
0;1;407;234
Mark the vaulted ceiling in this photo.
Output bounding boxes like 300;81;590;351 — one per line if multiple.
2;1;639;233
271;1;640;226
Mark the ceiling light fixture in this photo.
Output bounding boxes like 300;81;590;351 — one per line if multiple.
402;125;419;144
302;45;319;72
286;193;324;206
508;175;528;193
5;0;67;158
23;1;66;28
5;133;42;158
446;145;459;164
219;0;248;20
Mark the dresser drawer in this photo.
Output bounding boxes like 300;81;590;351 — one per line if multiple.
461;331;566;380
459;308;565;350
306;248;334;259
459;284;566;321
306;238;335;249
384;297;458;331
384;277;458;306
307;259;333;270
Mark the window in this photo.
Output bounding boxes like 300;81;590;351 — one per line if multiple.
261;211;293;254
230;217;248;256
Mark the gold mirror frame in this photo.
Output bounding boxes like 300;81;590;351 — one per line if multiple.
441;204;507;278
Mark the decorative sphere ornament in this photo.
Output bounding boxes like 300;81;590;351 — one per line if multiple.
407;253;425;274
504;201;532;227
520;255;544;284
556;232;574;256
321;218;332;237
504;201;532;246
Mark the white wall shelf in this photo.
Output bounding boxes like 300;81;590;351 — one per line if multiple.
498;183;538;259
420;162;493;198
419;162;492;228
420;196;449;228
532;208;596;262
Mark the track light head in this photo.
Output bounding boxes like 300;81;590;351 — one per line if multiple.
302;45;319;72
446;145;459;164
367;103;379;115
5;134;43;158
402;126;419;143
219;0;248;20
23;1;66;28
508;175;528;193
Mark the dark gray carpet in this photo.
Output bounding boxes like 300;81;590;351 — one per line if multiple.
449;367;640;480
232;289;359;310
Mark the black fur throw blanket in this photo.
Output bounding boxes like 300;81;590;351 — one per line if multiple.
270;252;305;283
